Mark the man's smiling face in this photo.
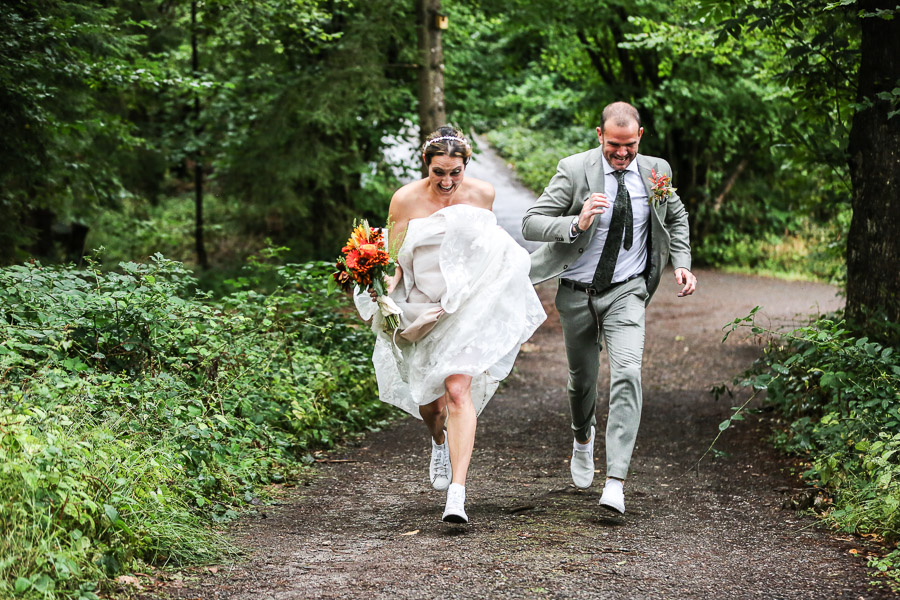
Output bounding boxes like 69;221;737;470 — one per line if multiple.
597;120;643;171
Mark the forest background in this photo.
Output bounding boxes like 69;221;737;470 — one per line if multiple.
1;0;899;598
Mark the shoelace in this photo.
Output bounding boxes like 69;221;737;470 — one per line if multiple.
446;486;465;505
432;448;449;480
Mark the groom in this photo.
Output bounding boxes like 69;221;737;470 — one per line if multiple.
522;101;696;514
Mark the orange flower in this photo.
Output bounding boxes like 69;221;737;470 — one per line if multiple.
351;223;369;244
370;251;390;266
333;219;400;330
359;243;379;258
345;249;360;270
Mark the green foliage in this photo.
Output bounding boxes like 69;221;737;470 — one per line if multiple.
0;0;415;266
0;0;149;263
445;0;859;282
483;126;590;194
736;313;900;588
190;0;416;259
0;253;393;598
86;193;263;267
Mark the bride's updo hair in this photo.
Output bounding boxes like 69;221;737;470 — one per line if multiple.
422;126;472;167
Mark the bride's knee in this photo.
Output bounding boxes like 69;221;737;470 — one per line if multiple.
444;375;472;409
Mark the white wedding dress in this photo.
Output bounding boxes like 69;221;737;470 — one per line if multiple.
356;204;546;418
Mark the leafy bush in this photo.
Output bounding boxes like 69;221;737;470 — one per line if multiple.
484;126;592;194
0;252;394;598
737;315;900;590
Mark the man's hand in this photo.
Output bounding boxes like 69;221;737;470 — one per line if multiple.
674;268;697;297
578;193;611;231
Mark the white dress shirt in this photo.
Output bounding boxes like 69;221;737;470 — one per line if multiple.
561;155;650;284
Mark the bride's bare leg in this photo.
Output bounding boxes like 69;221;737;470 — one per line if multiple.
419;395;448;444
444;374;476;485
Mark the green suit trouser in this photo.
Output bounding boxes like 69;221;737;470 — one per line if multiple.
554;276;648;480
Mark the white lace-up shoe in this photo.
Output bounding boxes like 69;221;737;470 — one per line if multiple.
599;478;626;514
430;437;452;491
442;483;468;523
570;425;595;489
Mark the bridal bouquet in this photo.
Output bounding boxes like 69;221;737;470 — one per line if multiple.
331;220;401;331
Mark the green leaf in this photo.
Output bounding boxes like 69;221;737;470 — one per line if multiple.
103;504;119;524
14;577;31;593
771;363;790;375
32;574;52;593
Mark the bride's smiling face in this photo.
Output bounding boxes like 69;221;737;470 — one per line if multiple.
427;155;465;198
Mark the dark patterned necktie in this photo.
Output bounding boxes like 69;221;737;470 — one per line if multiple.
591;170;633;291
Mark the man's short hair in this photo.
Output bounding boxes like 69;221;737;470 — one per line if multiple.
600;102;641;132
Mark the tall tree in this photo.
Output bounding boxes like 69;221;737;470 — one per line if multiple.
190;0;208;269
416;0;446;168
707;0;898;339
845;1;900;336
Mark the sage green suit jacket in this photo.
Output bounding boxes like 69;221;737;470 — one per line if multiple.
522;148;692;303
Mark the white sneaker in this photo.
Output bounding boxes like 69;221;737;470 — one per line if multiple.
442;483;468;523
430;437;452;491
570;425;595;489
599;479;626;514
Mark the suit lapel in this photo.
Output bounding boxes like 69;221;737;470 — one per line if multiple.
584;147;605;195
637;154;654;199
581;148;606;238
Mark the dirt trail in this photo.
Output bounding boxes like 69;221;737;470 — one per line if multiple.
141;144;892;600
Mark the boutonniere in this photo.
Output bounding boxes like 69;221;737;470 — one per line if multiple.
649;169;676;205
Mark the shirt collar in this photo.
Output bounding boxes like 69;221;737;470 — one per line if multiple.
601;154;640;177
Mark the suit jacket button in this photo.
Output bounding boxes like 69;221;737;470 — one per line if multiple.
563;265;568;269
578;247;584;253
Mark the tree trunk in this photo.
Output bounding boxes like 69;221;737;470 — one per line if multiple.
191;0;208;270
845;1;900;340
416;0;446;176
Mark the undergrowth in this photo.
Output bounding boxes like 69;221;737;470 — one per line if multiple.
0;250;394;599
725;311;900;591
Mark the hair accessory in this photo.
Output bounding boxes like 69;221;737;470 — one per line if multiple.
423;135;471;149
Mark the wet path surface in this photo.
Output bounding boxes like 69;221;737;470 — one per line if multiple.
465;133;541;252
141;142;893;600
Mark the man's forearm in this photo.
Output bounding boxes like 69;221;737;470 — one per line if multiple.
522;162;577;242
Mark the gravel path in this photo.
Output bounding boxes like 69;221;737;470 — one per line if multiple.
140;143;893;600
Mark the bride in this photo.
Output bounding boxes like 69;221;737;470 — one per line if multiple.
358;126;546;523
